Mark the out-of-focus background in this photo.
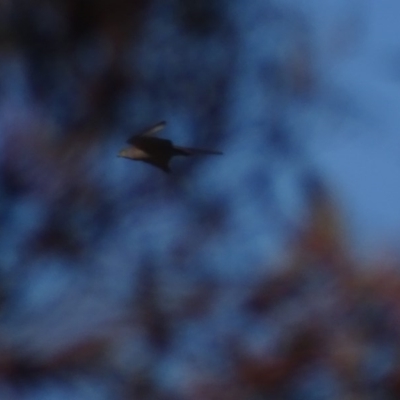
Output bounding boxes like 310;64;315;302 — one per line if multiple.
1;0;400;399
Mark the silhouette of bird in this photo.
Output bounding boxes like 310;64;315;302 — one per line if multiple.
118;121;222;172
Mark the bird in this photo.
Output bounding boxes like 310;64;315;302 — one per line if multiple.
118;121;223;173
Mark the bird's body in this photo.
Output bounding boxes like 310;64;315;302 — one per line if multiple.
118;121;222;172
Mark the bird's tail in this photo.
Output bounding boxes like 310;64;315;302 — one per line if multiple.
173;145;223;156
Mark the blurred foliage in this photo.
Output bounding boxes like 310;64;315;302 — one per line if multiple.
0;0;397;399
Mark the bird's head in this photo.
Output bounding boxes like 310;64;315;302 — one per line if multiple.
118;148;129;158
118;146;148;160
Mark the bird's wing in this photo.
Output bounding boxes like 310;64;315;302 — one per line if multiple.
173;145;223;155
127;121;166;143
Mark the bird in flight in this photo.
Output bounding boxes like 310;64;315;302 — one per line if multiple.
118;121;223;172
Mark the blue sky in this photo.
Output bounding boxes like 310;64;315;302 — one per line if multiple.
298;0;400;256
225;0;400;260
